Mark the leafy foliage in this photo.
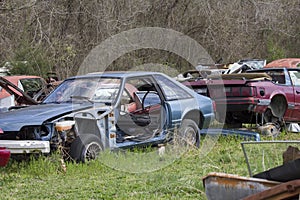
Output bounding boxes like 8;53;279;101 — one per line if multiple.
0;0;299;79
9;41;53;78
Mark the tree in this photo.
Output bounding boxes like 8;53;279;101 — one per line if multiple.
0;0;298;78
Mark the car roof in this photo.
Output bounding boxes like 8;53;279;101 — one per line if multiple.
3;75;43;85
249;67;300;72
264;58;300;68
67;71;164;79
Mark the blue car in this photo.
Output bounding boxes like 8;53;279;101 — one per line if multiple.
0;71;214;163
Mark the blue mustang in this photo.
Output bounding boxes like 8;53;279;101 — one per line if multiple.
0;71;214;162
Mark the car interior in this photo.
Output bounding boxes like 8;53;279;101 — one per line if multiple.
116;77;163;142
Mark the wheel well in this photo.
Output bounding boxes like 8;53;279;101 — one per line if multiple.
182;110;204;129
269;95;287;119
70;134;103;162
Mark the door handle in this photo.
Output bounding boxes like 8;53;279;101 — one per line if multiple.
296;90;300;94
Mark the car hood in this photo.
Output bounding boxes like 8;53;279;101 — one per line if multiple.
0;103;93;131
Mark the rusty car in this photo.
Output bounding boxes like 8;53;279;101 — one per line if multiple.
0;75;56;112
0;71;215;165
182;58;300;134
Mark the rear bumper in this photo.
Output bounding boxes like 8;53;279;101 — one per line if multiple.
215;97;270;113
0;140;50;154
202;113;215;129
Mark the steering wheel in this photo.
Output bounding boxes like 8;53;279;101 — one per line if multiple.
141;91;151;111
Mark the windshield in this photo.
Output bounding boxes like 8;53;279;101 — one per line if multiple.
20;78;44;93
289;70;300;86
43;77;121;104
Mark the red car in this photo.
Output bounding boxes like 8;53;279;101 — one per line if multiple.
0;75;53;111
183;58;300;128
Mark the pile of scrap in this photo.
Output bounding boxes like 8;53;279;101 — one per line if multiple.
203;142;300;200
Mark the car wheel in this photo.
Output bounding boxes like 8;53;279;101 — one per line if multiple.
177;119;200;148
269;96;287;119
70;134;103;162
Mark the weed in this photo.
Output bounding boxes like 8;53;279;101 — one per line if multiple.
0;134;297;199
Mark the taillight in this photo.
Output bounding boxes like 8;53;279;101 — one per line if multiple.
212;100;217;113
0;128;3;134
225;87;255;97
241;87;252;96
231;87;240;96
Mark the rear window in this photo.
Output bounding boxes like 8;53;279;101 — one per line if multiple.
266;70;286;84
154;74;192;100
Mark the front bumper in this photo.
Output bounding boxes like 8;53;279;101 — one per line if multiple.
0;140;50;154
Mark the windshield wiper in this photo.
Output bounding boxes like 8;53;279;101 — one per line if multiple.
41;101;61;104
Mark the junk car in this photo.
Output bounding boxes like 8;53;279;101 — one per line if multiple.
0;75;55;112
0;71;215;164
183;58;300;132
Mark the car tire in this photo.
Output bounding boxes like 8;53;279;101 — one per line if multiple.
70;134;103;162
178;119;200;148
269;96;287;119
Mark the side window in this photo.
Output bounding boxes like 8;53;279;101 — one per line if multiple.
289;70;300;86
120;88;133;104
154;74;192;100
122;76;162;111
18;80;24;91
266;70;286;85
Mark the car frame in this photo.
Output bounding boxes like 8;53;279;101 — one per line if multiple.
0;71;215;164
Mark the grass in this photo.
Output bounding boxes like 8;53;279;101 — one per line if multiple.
0;131;299;200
